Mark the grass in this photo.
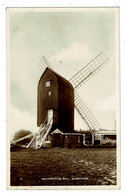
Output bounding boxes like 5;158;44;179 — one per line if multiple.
10;148;117;186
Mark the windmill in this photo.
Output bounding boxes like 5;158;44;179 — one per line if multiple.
37;52;109;130
11;52;109;148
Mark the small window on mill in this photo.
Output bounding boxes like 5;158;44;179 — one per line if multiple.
48;91;51;96
45;80;50;87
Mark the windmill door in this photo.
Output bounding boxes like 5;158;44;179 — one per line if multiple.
47;109;53;124
53;133;61;147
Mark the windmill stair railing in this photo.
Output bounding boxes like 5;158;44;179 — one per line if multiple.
27;117;53;149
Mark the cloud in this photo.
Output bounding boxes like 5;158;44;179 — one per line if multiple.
94;95;116;113
50;42;94;63
8;104;38;140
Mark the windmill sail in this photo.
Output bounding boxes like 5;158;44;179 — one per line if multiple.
75;91;101;130
36;56;53;74
69;52;109;90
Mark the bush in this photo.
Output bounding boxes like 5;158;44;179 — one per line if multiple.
101;138;116;148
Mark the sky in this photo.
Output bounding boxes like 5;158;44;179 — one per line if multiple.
7;8;119;139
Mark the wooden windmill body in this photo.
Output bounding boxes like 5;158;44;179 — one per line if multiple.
11;52;109;148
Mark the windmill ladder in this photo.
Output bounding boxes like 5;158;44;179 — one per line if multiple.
27;117;53;149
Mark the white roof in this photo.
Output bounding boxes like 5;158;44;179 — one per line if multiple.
51;129;63;134
97;129;117;135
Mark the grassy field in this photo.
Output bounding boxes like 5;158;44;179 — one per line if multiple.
10;148;117;186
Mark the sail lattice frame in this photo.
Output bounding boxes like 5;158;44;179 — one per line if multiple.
69;52;109;90
74;91;101;130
